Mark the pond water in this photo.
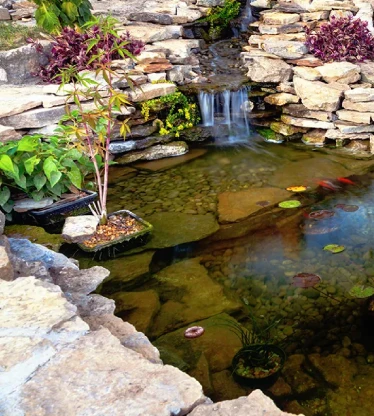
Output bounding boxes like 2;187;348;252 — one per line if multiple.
70;139;374;416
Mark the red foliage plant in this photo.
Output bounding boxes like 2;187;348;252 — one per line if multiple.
28;25;144;83
305;16;374;63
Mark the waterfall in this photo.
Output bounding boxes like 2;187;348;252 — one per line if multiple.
198;87;252;145
241;0;255;31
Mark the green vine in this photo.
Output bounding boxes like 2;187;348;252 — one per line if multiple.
203;0;241;39
141;92;200;137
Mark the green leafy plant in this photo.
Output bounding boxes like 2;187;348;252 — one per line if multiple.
0;135;92;214
32;0;92;33
56;16;136;225
202;0;241;39
141;91;200;137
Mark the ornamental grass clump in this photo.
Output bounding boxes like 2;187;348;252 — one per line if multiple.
28;24;144;83
305;16;374;63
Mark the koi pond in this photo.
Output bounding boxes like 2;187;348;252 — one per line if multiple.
68;139;374;416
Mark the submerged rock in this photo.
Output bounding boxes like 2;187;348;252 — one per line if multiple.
150;260;243;337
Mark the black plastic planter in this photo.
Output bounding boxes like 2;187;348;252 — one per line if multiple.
232;344;286;388
12;190;97;233
77;209;153;260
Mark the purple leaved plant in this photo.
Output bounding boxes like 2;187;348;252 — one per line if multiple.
28;26;144;83
305;16;374;63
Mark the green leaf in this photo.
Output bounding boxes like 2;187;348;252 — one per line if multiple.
0;186;10;206
43;156;58;181
348;285;374;299
67;166;82;188
323;244;345;254
15;174;27;190
0;154;15;175
35;3;61;33
31;190;45;202
33;172;47;191
18;136;40;152
2;201;14;213
61;1;78;20
24;155;41;175
49;170;62;188
278;200;301;209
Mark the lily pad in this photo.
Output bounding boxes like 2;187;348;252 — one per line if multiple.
348;285;374;299
278;200;301;209
323;244;345;253
335;204;359;212
307;210;335;220
286;186;307;193
293;272;321;288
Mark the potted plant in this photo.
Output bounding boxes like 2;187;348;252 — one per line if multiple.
0;134;96;230
215;315;286;388
56;16;152;257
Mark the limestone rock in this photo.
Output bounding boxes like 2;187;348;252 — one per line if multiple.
246;57;292;83
148;72;167;82
196;0;225;5
281;114;334;129
116;141;189;164
337;109;374;124
287;55;323;67
83;313;161;363
109;135;174;154
168;65;195;84
13;197;54;213
342;99;374;112
0;105;66;129
218;187;290;223
359;62;374;84
110;290;160;334
135;60;173;73
310;0;358;11
283;104;336;121
0;124;21;142
263;40;308;59
62;215;99;244
258;22;307;34
265;93;300;106
344;87;374;102
335;120;374;133
155;314;244;373
53;266;110;295
293;66;321;81
0;244;13;281
270;121;307;136
302;129;326;146
325;129;371;139
128;11;173;25
0;92;44;118
293;76;344;111
189;389;303;415
121;24;182;43
345;139;369;151
100;251;155;292
9;328;207;416
150;260;242;337
262;12;300;24
8;238;78;271
300;11;330;20
70;293;116;317
316;62;361;84
125;82;176;102
150;39;202;64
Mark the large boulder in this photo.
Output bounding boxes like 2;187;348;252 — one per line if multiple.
246;57;292;83
316;62;361;84
293;76;344;111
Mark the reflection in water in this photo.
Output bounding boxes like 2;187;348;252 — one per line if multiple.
73;144;374;414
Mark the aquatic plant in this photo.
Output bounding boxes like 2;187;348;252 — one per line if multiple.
28;18;144;83
292;273;341;303
305;16;374;63
141;92;200;137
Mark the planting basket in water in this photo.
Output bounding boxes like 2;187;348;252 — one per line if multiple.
77;209;153;259
12;190;97;233
232;344;286;388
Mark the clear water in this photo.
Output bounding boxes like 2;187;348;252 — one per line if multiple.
72;143;374;415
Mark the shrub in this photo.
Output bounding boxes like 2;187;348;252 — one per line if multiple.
0;135;93;214
32;0;92;33
202;0;241;39
28;19;144;83
305;16;374;63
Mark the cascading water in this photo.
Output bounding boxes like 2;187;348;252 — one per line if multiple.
198;87;252;145
241;0;256;31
